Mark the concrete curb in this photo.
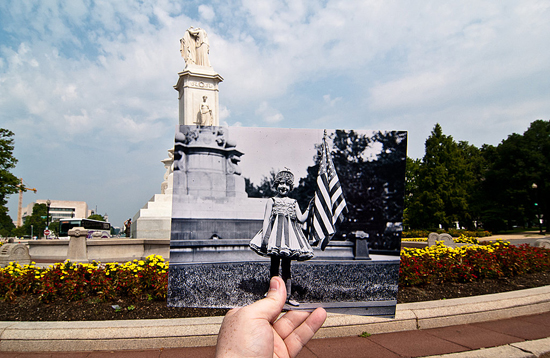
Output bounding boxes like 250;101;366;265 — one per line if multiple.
0;285;549;352
420;337;550;357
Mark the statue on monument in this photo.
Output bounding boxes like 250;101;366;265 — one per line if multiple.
198;96;213;126
180;27;211;67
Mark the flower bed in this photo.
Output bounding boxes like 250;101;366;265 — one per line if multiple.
0;255;168;303
400;240;550;286
2;246;550;304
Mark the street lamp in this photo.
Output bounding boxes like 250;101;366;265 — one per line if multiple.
532;184;543;235
46;199;51;239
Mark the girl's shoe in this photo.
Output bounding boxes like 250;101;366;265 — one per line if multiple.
286;299;300;307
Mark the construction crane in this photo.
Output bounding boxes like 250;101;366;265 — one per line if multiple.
16;178;37;227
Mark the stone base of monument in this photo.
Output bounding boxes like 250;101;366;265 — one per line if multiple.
170;239;357;263
168;125;270;240
132;193;173;239
170;198;267;240
168;259;399;317
170;218;263;241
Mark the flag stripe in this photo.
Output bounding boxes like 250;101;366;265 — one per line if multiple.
309;134;347;251
313;208;331;237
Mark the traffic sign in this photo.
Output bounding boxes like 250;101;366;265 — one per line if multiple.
44;229;51;236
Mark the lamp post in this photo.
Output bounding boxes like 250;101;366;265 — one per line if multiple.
532;184;543;235
46;199;51;239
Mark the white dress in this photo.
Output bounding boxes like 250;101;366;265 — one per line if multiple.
249;197;314;261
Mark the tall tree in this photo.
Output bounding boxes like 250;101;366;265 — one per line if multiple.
0;129;19;236
406;124;483;230
481;120;549;232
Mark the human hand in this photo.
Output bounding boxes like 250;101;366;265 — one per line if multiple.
215;276;327;358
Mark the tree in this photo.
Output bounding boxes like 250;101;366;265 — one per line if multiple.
292;130;407;251
88;214;106;221
406;124;483;230
245;170;279;200
0;128;20;237
481;120;549;232
12;203;47;238
48;220;60;237
0;211;15;237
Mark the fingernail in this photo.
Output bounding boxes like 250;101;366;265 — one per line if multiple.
269;277;279;291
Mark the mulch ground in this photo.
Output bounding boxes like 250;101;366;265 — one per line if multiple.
1;270;549;321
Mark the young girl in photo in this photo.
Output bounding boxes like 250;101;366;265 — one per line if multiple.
249;169;314;306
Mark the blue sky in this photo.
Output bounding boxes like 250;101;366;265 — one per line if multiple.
2;0;549;228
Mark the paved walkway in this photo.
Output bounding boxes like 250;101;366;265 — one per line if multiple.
0;312;549;357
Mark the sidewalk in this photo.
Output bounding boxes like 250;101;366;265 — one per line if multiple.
1;285;549;357
0;313;549;357
300;313;550;357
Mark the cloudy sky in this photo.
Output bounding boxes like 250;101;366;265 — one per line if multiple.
2;0;549;228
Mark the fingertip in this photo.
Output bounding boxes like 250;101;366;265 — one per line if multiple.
310;307;327;327
314;307;327;316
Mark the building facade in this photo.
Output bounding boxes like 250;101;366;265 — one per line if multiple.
22;200;91;222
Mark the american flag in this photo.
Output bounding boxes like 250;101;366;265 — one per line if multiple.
310;131;347;250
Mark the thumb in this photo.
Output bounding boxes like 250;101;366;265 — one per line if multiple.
248;276;286;322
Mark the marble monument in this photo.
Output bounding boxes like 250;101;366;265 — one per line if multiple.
170;27;266;244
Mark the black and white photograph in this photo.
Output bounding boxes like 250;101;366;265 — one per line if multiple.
168;126;407;317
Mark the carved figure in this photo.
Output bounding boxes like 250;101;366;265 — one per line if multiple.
249;169;314;306
199;96;213;126
180;30;195;65
161;150;174;194
180;27;211;67
226;154;242;175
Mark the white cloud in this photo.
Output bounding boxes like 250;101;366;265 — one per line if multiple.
2;0;550;227
255;101;284;123
218;105;231;121
198;5;215;21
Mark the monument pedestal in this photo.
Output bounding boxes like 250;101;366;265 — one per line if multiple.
133;61;225;240
132;149;174;239
132;193;173;239
171;125;267;240
174;65;223;126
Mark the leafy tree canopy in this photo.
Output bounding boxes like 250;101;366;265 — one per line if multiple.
405;124;484;230
0;128;20;237
12;203;47;238
87;214;106;221
481;119;549;232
